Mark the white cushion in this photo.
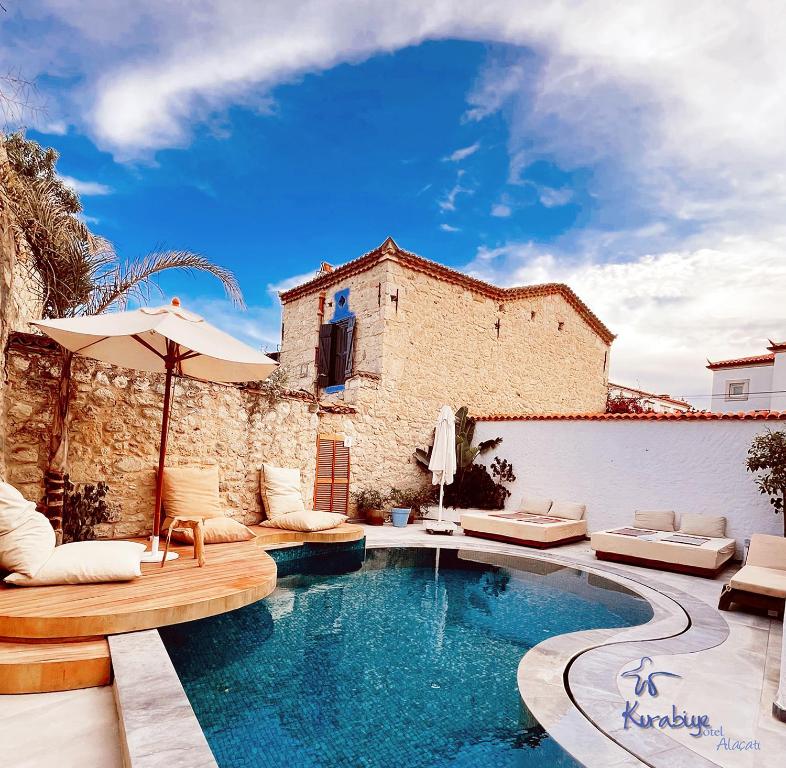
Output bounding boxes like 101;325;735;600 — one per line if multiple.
679;513;726;538
0;482;38;534
634;510;675;532
0;510;56;577
518;496;553;515
162;465;223;519
260;465;305;518
549;500;586;521
5;541;146;586
258;511;347;532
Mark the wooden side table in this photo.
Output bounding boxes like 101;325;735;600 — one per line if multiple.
162;516;206;568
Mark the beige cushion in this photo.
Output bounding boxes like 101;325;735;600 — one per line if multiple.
260;465;305;518
634;510;675;532
162;465;223;519
518;496;553;515
729;564;786;598
5;541;146;586
0;511;56;577
679;513;726;538
591;529;735;570
745;534;786;569
460;511;587;544
0;482;38;534
169;517;254;544
549;500;586;521
258;510;347;532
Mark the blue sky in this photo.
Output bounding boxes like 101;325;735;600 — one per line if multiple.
3;2;786;401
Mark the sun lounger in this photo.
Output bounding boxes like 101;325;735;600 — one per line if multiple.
718;534;786;618
591;512;735;578
460;496;587;549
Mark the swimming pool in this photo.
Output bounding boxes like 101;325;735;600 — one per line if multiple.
161;547;653;768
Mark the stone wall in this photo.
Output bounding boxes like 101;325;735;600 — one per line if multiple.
3;333;406;536
0;143;44;480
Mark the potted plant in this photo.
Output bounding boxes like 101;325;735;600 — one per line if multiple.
352;488;388;526
390;485;436;524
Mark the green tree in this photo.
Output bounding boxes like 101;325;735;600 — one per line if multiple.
1;132;244;540
746;430;786;537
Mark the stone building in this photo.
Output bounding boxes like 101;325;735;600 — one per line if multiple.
278;237;614;498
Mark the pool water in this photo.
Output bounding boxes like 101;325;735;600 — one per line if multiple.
161;547;652;768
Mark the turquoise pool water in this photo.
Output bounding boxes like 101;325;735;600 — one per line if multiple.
161;547;652;768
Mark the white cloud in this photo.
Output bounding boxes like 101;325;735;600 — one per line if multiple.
437;178;472;212
444;142;480;162
491;202;512;217
537;186;573;208
466;233;786;405
59;175;112;196
440;223;460;232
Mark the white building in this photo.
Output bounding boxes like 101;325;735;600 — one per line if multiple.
608;382;692;414
707;340;786;412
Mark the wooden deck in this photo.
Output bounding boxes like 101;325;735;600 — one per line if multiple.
0;523;364;693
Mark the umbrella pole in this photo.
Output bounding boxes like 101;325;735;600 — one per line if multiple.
438;481;444;524
142;346;178;562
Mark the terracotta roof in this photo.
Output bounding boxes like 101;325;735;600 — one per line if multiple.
767;339;786;353
608;382;692;409
475;411;786;421
706;353;775;370
279;237;615;344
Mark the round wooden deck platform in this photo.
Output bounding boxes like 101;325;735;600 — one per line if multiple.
0;538;278;640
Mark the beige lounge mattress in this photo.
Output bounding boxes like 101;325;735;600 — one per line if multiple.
729;564;786;598
591;528;735;570
460;512;586;544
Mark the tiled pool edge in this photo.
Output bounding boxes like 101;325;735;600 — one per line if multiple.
109;630;218;768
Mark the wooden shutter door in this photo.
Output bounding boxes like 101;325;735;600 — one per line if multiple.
316;324;335;387
314;434;350;514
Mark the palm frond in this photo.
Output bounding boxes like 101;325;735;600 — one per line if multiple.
87;250;245;316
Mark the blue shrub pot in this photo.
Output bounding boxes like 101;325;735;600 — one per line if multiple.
391;507;410;528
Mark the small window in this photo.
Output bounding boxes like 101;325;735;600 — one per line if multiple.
725;380;749;401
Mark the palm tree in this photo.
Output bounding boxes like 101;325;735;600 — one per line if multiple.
1;133;244;540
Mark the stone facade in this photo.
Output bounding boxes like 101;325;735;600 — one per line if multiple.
278;237;614;495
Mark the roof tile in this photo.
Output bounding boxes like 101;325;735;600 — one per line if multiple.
474;410;786;422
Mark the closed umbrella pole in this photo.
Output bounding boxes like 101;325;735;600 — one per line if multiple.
427;405;456;535
33;298;278;561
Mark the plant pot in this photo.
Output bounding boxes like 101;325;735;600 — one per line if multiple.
366;508;385;526
391;507;410;528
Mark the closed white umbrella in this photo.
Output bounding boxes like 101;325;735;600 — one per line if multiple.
33;298;278;561
427;405;456;534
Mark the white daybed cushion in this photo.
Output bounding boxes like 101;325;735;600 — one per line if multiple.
634;510;675;531
746;534;786;569
260;465;305;518
678;513;726;538
729;565;786;599
0;482;38;534
518;496;553;515
168;517;254;544
590;529;735;570
460;511;586;544
549;500;586;521
5;541;146;586
258;511;347;532
0;510;56;577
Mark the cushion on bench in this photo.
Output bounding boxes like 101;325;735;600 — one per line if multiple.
729;565;786;599
517;496;553;515
591;528;735;571
461;511;586;544
634;510;675;531
679;513;726;538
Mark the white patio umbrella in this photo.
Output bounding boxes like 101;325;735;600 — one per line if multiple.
33;298;278;561
427;405;456;532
